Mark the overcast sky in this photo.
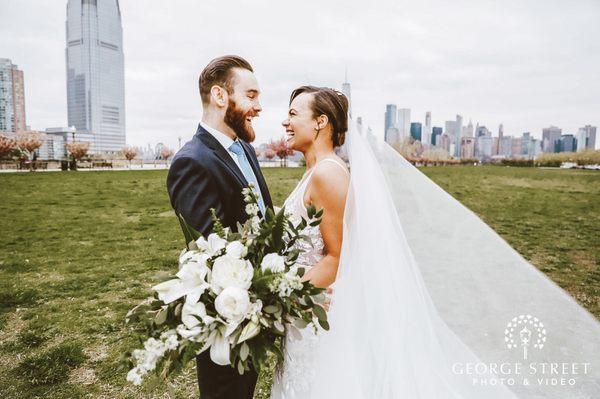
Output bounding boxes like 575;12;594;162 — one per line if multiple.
1;0;599;150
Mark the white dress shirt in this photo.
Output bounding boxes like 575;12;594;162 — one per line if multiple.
200;121;242;170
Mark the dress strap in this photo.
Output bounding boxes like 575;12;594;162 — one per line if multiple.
314;158;349;175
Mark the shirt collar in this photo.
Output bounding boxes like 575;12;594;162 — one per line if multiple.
200;121;238;151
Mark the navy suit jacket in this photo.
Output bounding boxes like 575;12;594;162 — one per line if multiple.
167;124;273;237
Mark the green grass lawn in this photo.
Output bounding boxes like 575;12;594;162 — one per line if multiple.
0;166;598;398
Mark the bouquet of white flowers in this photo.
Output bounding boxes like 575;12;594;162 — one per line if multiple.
125;186;328;385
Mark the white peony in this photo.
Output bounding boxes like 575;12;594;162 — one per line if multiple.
211;255;253;294
226;240;247;259
215;286;251;322
261;253;286;273
207;233;227;255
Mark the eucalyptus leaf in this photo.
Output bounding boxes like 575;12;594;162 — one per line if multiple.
313;304;327;321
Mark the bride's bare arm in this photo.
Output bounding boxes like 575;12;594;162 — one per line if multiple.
301;162;349;288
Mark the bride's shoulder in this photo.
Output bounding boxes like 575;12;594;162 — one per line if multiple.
309;158;349;197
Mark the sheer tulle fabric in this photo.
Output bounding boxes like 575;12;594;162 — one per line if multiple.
308;121;600;398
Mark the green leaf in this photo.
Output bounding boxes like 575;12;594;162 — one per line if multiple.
293;318;309;329
312;304;327;321
154;307;168;326
318;318;330;331
240;342;250;361
238;321;260;344
237;360;245;375
177;213;201;249
264;305;279;314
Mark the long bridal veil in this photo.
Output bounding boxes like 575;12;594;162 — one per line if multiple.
309;120;600;398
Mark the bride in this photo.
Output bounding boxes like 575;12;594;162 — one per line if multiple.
270;86;600;398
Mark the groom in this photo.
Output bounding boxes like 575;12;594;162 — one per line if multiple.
166;55;273;399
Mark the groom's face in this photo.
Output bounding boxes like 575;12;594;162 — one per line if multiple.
224;68;262;143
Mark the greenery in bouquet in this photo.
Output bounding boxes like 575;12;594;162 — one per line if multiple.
125;185;328;386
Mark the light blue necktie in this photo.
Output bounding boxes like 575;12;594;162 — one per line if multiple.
228;140;266;215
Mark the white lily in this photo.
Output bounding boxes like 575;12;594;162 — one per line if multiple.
153;267;210;304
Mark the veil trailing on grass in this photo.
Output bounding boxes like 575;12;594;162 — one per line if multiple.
308;120;600;398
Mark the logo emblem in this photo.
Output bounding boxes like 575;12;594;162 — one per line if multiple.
504;315;546;360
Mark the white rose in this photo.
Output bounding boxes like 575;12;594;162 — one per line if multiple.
215;286;251;322
226;241;247;259
211;255;253;294
261;253;286;273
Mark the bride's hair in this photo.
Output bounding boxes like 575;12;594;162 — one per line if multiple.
289;86;349;147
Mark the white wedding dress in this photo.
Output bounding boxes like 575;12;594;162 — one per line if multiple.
270;158;348;399
270;120;600;399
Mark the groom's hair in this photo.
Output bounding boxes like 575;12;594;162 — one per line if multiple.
199;55;254;105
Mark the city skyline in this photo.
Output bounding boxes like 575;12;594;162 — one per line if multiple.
1;0;599;151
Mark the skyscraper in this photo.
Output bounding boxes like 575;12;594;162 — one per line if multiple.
576;125;597;151
423;111;431;146
454;114;463;157
410;122;422;142
384;104;397;144
431;126;443;146
66;0;126;153
542;126;562;153
397;108;411;141
0;58;26;132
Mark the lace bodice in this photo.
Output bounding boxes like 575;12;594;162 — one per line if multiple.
283;167;325;269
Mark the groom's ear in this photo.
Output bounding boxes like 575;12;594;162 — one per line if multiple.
210;85;228;108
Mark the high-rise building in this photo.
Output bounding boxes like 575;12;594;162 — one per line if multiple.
462;120;474;138
558;134;577;152
454;114;463;157
576;125;597;151
410;122;422;142
0;58;26;132
66;0;126;153
384;104;397;143
431;126;443;146
423;111;431;146
397;108;411;141
460;137;476;159
542;126;562;153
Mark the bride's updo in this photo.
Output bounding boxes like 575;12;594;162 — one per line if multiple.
289;86;349;147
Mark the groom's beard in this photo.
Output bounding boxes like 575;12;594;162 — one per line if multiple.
224;98;256;143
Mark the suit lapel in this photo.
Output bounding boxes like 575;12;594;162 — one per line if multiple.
196;124;248;187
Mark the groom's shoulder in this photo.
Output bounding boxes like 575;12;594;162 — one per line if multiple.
171;136;211;167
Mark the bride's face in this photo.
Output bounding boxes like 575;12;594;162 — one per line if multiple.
282;93;317;152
